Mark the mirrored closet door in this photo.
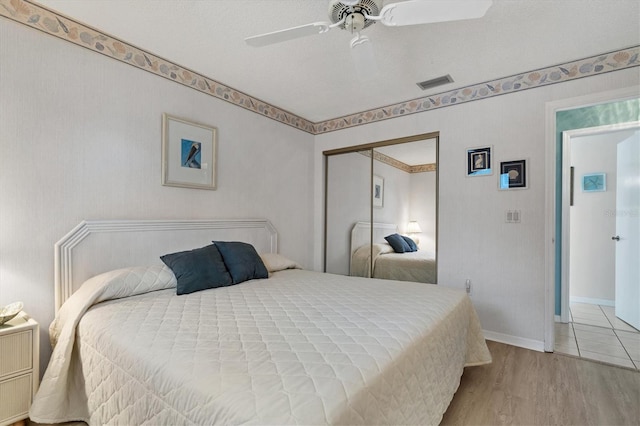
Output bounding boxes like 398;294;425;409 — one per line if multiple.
325;149;371;276
324;133;439;284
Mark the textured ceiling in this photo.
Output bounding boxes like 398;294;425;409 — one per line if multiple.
36;0;640;122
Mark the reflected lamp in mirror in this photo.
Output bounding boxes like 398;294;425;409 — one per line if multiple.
406;221;422;244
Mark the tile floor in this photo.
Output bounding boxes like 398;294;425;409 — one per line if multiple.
555;302;639;370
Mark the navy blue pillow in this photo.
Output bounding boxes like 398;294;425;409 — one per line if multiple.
213;241;269;284
385;233;412;253
402;235;418;252
160;244;233;295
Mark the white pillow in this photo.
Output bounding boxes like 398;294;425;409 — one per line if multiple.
259;253;302;273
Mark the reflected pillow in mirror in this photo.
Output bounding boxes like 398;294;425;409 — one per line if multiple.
384;233;412;253
402;235;418;252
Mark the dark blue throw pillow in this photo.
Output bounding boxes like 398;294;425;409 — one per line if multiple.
402;235;418;252
384;233;412;253
160;244;233;295
213;241;269;284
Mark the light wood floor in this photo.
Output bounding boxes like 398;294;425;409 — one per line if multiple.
441;340;640;425
28;340;639;426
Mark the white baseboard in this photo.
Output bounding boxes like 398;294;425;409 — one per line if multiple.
483;330;545;352
570;296;615;307
555;315;563;322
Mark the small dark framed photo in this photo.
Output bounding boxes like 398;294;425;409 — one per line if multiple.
466;146;493;177
499;159;528;190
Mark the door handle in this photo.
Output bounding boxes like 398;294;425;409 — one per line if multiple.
612;236;620;241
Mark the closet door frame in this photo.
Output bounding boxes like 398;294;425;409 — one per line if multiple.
323;131;439;278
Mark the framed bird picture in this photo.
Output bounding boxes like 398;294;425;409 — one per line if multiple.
162;113;217;190
466;146;493;177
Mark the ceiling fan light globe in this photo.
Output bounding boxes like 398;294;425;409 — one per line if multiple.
345;13;366;32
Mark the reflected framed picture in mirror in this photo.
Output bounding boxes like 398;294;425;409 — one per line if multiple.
373;174;384;208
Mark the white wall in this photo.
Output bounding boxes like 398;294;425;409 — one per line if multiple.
0;18;315;372
569;132;619;303
314;69;639;347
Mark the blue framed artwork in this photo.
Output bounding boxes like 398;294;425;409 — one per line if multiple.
499;159;527;190
466;146;493;177
162;113;217;190
582;173;606;192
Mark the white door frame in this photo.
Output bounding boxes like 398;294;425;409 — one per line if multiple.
544;86;639;352
560;121;640;324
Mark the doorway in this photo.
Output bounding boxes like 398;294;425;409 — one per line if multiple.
556;122;639;369
544;88;639;354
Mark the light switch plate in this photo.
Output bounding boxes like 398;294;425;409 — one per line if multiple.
506;209;521;223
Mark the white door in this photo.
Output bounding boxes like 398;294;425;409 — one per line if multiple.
615;130;640;330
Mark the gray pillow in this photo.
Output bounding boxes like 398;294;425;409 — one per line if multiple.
160;244;232;295
214;241;269;284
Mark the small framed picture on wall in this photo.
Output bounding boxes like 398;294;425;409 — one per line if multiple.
373;174;384;208
162;113;217;190
582;173;606;192
466;146;493;176
499;159;528;190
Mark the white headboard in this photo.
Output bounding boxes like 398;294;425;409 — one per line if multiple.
54;219;277;312
350;222;398;256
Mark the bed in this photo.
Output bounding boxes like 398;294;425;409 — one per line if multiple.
30;219;490;425
349;222;437;283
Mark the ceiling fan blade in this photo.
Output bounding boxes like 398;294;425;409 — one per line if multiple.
245;22;333;47
378;0;493;27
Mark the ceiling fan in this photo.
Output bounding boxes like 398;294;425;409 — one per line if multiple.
245;0;493;51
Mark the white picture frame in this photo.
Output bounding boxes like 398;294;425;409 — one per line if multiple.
373;174;384;208
581;172;606;192
162;113;217;190
466;146;493;177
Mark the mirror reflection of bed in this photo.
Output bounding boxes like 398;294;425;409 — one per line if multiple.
349;222;436;283
325;135;438;283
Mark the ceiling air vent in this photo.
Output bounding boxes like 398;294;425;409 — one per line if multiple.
416;74;454;91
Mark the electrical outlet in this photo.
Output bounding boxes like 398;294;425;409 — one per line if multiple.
465;279;471;294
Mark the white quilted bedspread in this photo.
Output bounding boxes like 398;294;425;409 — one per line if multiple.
32;268;490;425
351;244;436;283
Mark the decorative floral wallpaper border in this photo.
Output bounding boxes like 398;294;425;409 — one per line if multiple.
0;0;316;133
1;0;637;136
315;46;639;134
410;164;436;173
361;150;436;174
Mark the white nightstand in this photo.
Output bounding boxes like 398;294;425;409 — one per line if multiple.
0;312;39;426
